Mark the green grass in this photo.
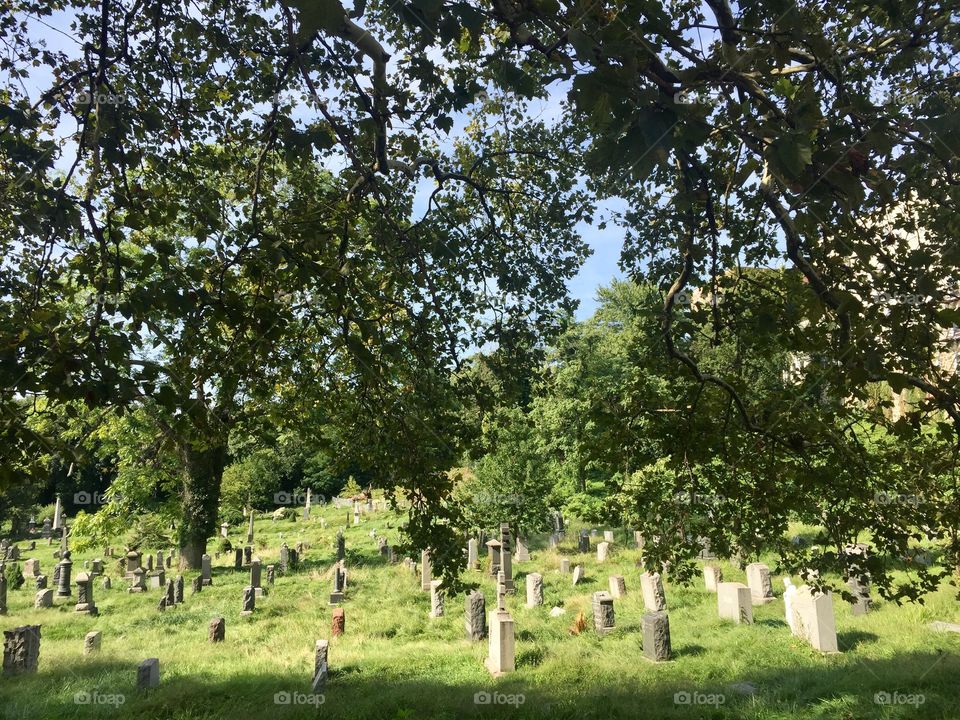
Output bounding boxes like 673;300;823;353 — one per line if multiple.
2;508;960;719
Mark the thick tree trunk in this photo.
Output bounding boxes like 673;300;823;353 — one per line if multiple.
178;439;228;569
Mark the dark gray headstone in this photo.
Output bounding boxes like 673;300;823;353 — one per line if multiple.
465;590;487;641
208;617;225;643
642;611;672;661
592;591;615;634
2;625;41;675
137;658;160;689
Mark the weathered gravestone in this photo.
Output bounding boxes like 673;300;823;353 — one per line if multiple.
526;573;544;608
642;611;672;661
514;538;530;562
201;554;213;586
330;563;345;605
485;572;515;676
56;554;72;598
467;538;479;570
429;580;444;618
313;639;329;691
603;530;615;543
240;586;255;616
703;564;723;592
577;532;590;553
597;542;610;562
331;608;345;637
137;658;160;690
2;625;41;675
23;558;40;577
164;579;176;608
791;586;839;653
559;558;570;573
266;565;275;585
174;575;184;604
592;591;615;635
129;567;147;593
35;574;47;591
209;617;225;643
485;539;502;577
640;572;666;612
717;582;753;624
420;550;432;591
83;631;101;655
572;565;584;586
192;575;203;595
465;590;487;641
746;563;775;605
74;572;97;615
35;589;53;608
234;548;243;571
608;575;626;598
251;560;264;599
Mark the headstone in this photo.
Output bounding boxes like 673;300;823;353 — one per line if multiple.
548;533;559;549
312;639;328;691
592;591;615;634
137;658;160;689
243;545;252;566
102;576;111;590
0;573;5;616
603;530;615;543
129;567;147;593
500;524;515;593
717;582;753;624
220;522;230;539
792;586;839;652
52;495;63;530
572;565;584;586
597;542;610;562
746;563;775;604
164;579;175;607
330;563;345;605
191;575;203;594
640;571;666;612
52;561;60;587
83;631;101;655
148;569;165;590
209;617;225;643
240;586;255;616
251;560;264;598
420;550;432;591
526;573;544;608
2;625;41;675
35;589;53;608
302;489;312;522
485;572;515;676
429;580;444;618
156;597;166;612
485;539;502;576
56;554;72;597
246;511;255;545
23;559;40;577
74;572;97;615
514;538;530;562
41;518;52;540
336;532;345;561
465;591;487;641
608;575;626;598
201;554;213;586
174;575;184;604
35;574;47;590
642;611;672;661
559;558;570;573
634;531;644;549
331;608;345;637
156;551;164;571
266;565;275;585
147;555;154;572
703;564;723;592
125;549;141;578
91;559;103;575
844;543;872;615
467;538;479;570
577;532;590;553
279;543;290;574
783;578;798;633
234;548;243;571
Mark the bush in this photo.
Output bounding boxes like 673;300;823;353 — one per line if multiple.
4;562;25;590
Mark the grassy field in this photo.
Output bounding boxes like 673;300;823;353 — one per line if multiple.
2;504;960;719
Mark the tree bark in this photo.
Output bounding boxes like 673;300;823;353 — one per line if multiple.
178;439;228;569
